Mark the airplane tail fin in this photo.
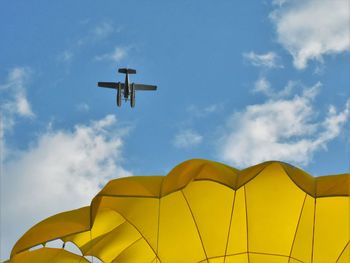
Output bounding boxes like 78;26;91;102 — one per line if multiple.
118;68;136;74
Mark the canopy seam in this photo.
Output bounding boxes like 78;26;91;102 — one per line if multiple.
288;193;307;262
181;190;209;262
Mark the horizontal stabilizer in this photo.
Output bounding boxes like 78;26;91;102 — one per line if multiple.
97;82;124;89
133;83;157;90
118;68;136;74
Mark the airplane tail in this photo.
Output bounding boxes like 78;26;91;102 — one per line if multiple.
118;68;136;74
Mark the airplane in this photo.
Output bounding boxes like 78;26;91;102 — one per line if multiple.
97;68;157;108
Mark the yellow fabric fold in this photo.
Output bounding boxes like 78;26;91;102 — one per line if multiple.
7;159;349;263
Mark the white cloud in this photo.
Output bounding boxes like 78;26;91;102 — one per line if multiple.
270;0;350;69
0;115;131;260
76;102;90;112
253;77;294;99
58;50;73;62
173;129;203;149
95;46;129;63
272;0;288;6
58;22;122;63
77;22;119;46
219;83;350;167
92;22;114;39
186;103;223;118
0;67;34;133
91;22;122;40
243;51;282;68
253;77;271;95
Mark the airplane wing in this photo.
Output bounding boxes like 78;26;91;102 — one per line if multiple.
97;82;124;89
133;83;157;90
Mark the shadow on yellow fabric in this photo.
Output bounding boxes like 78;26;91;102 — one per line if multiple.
5;159;350;263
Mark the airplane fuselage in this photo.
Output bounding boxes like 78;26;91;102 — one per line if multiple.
98;67;156;108
124;73;130;99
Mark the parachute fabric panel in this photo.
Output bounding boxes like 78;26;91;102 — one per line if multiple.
5;247;89;263
11;206;90;256
7;159;350;263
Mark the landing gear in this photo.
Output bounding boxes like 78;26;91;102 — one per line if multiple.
116;83;122;107
130;84;135;108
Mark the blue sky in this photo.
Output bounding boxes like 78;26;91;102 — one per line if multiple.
1;0;349;260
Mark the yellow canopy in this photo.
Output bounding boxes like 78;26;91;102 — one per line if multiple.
6;159;350;262
4;248;90;263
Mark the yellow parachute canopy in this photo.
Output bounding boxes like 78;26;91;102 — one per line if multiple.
6;160;350;263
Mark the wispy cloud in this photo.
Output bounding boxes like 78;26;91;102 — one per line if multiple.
1;115;131;258
272;0;288;6
57;50;74;63
95;46;129;63
270;0;350;69
57;21;122;64
171;104;222;150
243;51;283;69
0;67;35;133
173;129;203;149
78;21;119;45
92;22;115;39
186;103;223;118
76;102;90;112
253;77;294;99
253;77;271;95
218;82;350;167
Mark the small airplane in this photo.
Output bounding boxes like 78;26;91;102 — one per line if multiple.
97;68;157;108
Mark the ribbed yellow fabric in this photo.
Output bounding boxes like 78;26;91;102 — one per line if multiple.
6;159;350;263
